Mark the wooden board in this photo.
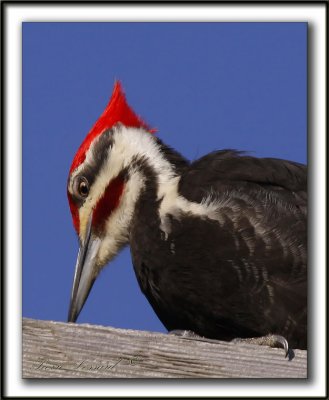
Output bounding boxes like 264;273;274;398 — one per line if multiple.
22;318;307;378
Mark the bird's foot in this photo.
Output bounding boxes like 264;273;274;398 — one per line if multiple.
231;334;294;360
168;329;201;339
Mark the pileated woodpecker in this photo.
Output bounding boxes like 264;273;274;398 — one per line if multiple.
67;82;307;350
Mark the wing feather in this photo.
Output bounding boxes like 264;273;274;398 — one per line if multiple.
179;150;306;212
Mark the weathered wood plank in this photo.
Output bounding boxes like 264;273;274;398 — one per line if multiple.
22;318;307;378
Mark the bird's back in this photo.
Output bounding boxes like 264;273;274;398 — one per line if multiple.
179;150;306;210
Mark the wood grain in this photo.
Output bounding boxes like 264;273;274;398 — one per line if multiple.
22;318;307;378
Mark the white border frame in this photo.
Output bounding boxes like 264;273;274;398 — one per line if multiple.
4;3;327;398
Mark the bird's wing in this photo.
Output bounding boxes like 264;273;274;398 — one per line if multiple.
173;150;307;346
178;149;307;212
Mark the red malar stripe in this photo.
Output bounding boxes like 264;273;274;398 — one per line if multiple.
92;176;125;234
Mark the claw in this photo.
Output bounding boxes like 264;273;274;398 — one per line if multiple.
231;334;294;360
271;335;289;357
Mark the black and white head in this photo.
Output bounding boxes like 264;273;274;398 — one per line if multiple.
67;82;181;322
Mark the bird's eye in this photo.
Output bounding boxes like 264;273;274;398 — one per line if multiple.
74;176;90;198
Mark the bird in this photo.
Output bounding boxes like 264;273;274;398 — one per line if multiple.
67;81;307;351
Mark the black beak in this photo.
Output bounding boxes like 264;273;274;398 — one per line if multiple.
68;213;101;322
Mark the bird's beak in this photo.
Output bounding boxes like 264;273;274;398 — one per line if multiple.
68;213;101;322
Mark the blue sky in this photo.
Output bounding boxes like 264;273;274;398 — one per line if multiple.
23;22;307;333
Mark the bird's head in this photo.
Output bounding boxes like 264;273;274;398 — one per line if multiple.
66;82;157;322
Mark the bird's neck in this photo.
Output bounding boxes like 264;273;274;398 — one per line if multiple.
95;126;188;264
111;125;188;200
113;125;187;176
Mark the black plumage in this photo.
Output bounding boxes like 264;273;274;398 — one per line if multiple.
130;146;307;350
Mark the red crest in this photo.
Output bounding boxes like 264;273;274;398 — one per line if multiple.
69;81;153;174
